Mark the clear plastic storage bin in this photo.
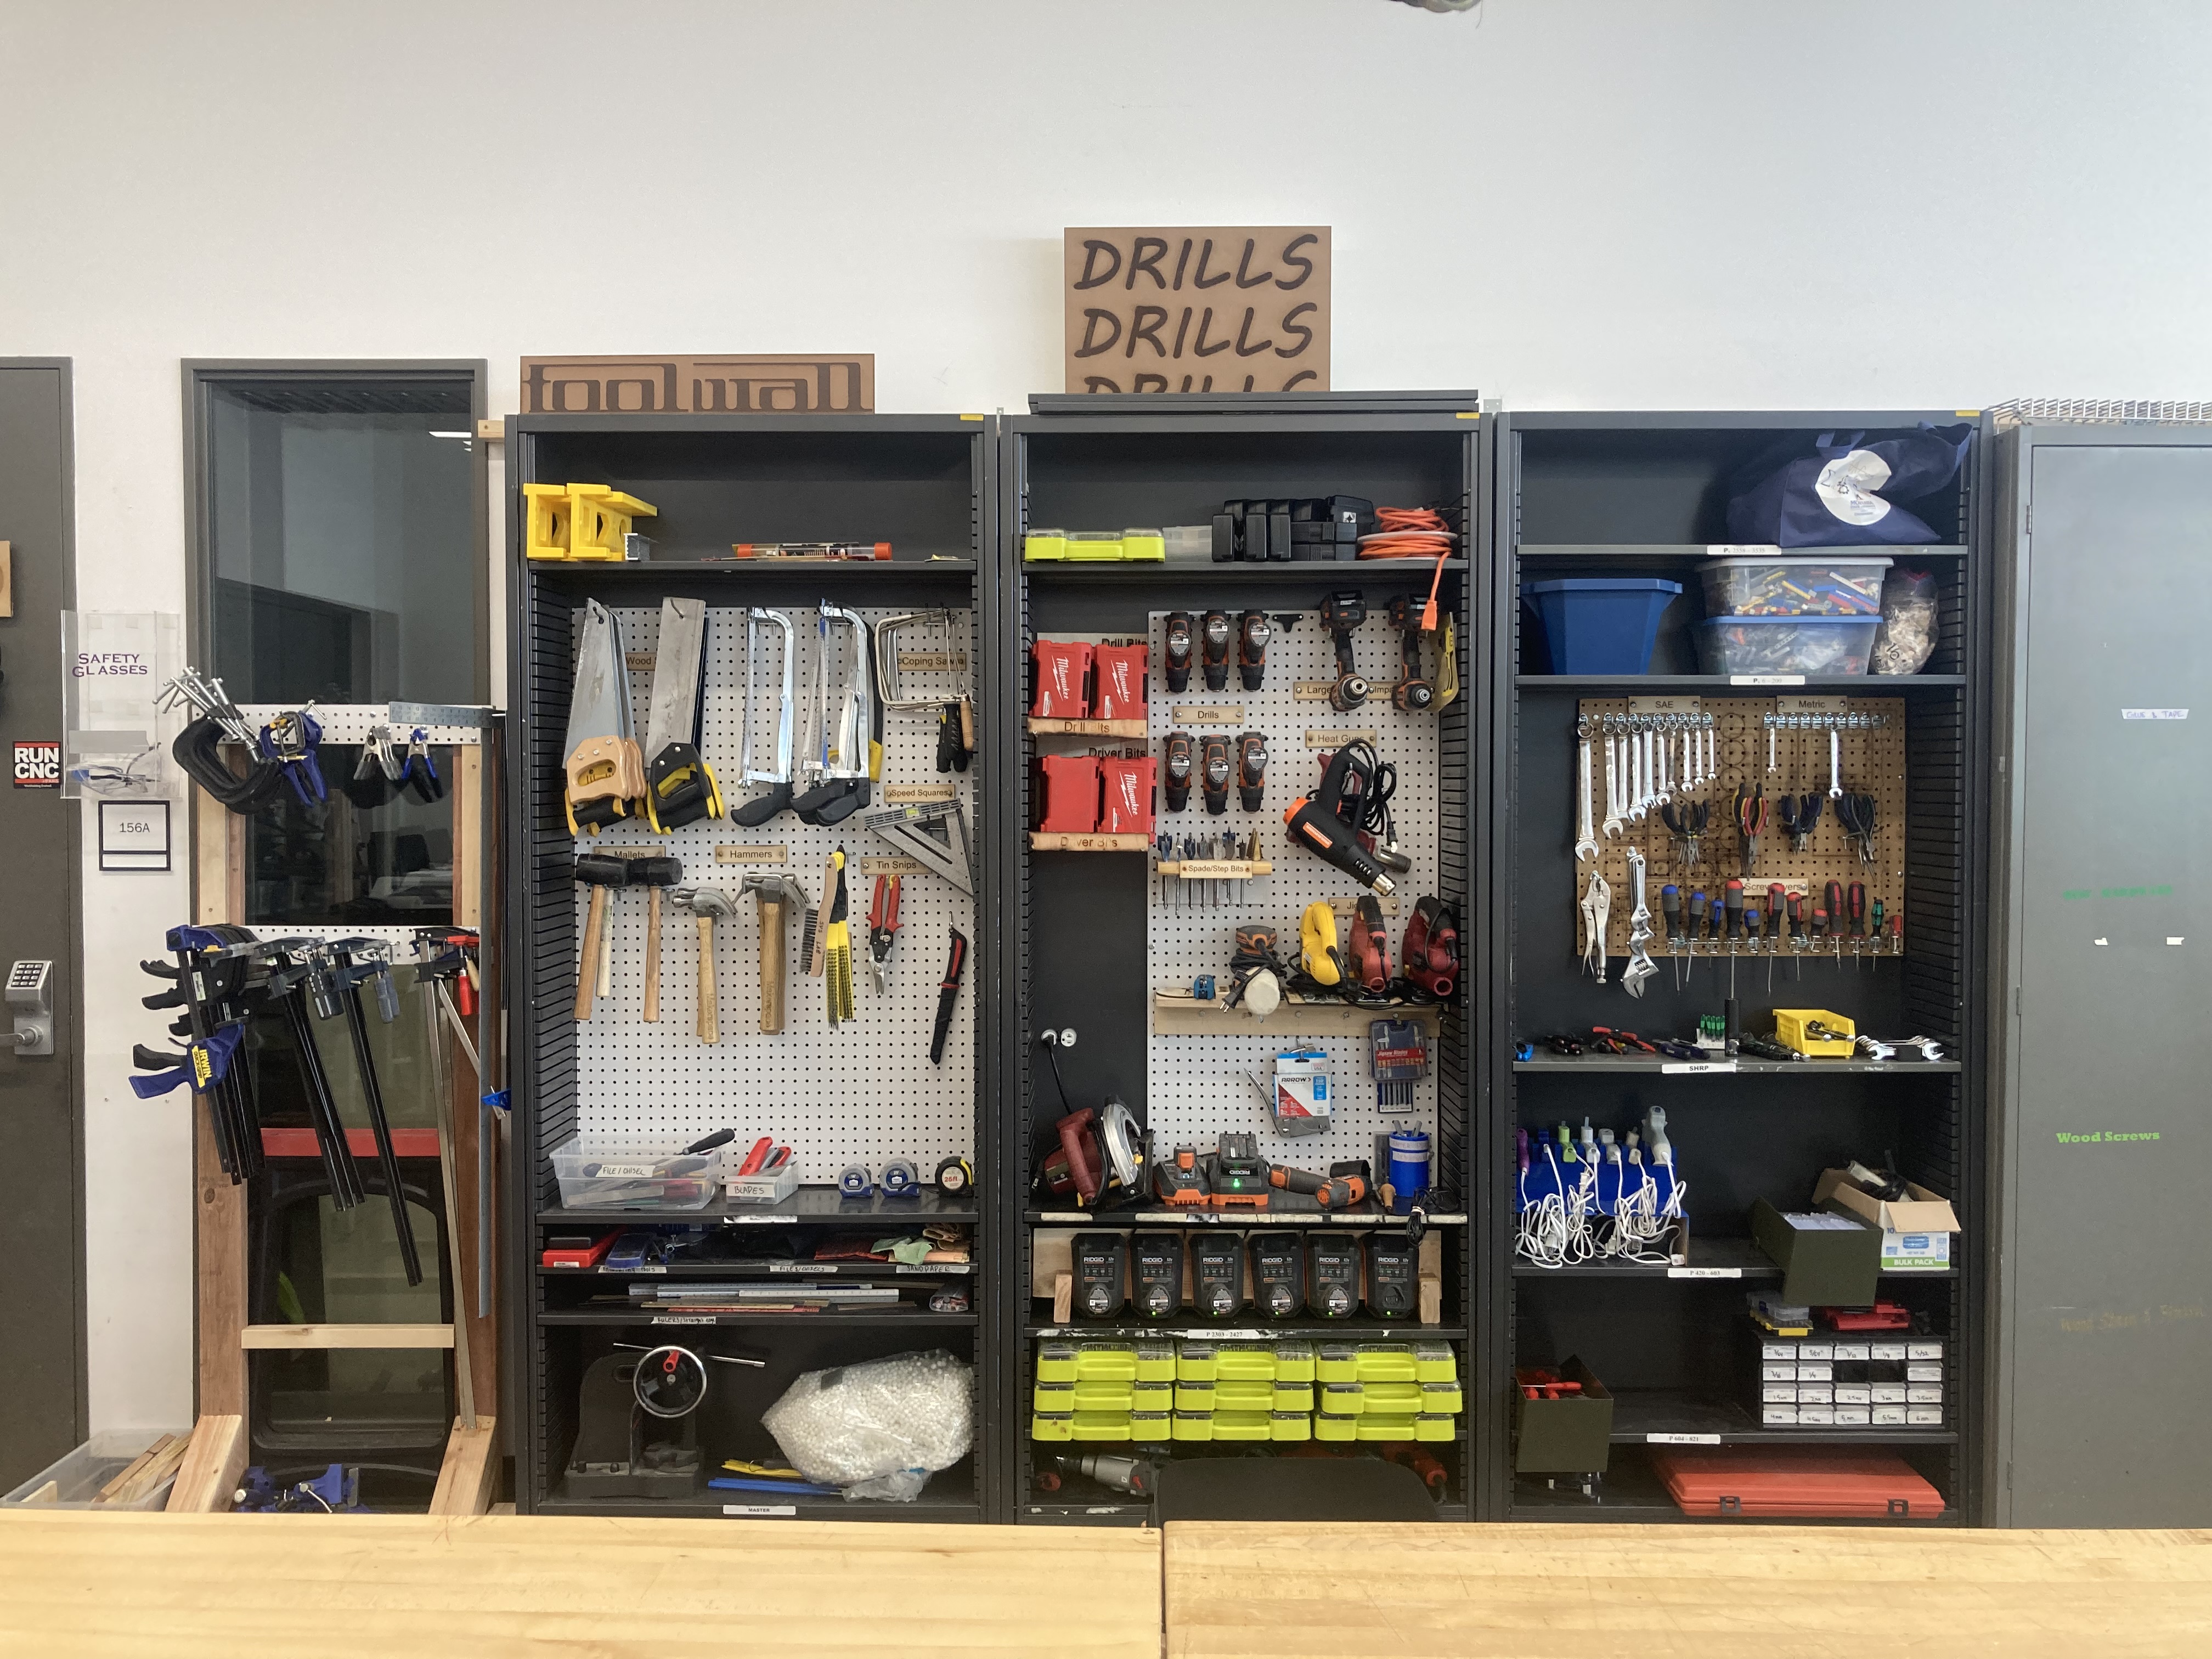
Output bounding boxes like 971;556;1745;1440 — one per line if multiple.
2;1430;187;1510
549;1134;727;1210
1695;615;1880;677
1697;553;1892;617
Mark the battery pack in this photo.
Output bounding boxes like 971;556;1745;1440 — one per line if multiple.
1251;1232;1306;1321
1306;1236;1361;1319
1071;1232;1128;1320
1190;1232;1247;1319
1365;1233;1418;1318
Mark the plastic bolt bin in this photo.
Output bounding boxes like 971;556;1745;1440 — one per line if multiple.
1522;578;1683;674
1694;615;1880;677
1698;554;1892;617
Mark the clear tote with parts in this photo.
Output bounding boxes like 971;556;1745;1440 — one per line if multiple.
507;416;993;1522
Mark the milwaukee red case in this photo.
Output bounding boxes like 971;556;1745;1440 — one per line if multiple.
1037;754;1102;833
1093;642;1149;721
1030;639;1093;719
1651;1449;1945;1519
1099;756;1156;835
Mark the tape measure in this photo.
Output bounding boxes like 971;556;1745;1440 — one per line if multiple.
838;1164;874;1198
933;1155;973;1197
881;1159;920;1198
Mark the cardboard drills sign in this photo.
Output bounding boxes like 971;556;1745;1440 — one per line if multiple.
520;355;874;414
1064;227;1330;394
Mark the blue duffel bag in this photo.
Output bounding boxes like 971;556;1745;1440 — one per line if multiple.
1726;422;1973;546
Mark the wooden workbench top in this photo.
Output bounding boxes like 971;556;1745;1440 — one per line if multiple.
1163;1521;2212;1658
0;1511;1161;1659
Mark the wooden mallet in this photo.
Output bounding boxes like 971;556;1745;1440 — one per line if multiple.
572;853;630;1022
630;855;683;1023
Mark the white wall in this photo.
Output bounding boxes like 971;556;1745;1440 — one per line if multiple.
4;0;2209;1432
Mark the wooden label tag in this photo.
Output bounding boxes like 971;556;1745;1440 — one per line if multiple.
1629;696;1702;715
858;855;929;877
1293;681;1336;701
1776;695;1850;715
624;651;656;673
897;652;968;673
1174;705;1245;725
883;782;957;803
713;845;787;865
1304;730;1377;749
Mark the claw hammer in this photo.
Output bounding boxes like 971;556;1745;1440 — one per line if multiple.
739;873;809;1034
670;887;737;1044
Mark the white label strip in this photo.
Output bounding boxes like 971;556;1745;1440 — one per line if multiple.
722;1504;797;1517
1668;1267;1742;1280
1730;675;1805;687
2123;709;2188;720
1647;1432;1723;1444
1661;1062;1736;1075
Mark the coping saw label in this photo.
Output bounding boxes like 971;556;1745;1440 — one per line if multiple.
896;651;967;672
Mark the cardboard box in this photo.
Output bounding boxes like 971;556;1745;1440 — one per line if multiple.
1514;1353;1612;1475
1813;1169;1960;1272
1751;1198;1882;1307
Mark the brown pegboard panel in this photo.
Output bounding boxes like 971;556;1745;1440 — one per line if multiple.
1572;695;1906;962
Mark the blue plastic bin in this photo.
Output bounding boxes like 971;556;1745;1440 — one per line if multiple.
1521;578;1682;675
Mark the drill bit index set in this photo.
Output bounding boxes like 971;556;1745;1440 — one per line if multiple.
563;600;977;1167
1571;696;1908;992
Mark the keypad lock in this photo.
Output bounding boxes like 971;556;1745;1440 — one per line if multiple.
4;960;54;1057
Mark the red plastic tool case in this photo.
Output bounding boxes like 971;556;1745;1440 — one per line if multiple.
1651;1449;1945;1519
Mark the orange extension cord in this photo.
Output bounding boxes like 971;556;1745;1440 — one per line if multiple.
1357;506;1455;629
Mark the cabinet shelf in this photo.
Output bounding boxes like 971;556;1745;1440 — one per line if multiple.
1153;990;1445;1037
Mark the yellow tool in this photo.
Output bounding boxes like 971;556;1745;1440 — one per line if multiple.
524;482;657;562
824;849;855;1024
1300;901;1345;988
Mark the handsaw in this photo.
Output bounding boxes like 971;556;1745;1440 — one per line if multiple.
565;600;643;834
824;849;855;1025
861;800;976;894
642;597;723;831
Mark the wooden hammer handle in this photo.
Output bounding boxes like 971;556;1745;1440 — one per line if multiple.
574;883;608;1022
643;886;663;1023
696;913;719;1045
760;898;787;1034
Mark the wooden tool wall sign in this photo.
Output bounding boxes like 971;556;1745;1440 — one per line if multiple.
1064;227;1329;393
520;355;874;414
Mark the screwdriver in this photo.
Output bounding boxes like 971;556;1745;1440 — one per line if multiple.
1825;881;1846;970
1848;882;1866;970
1662;884;1684;949
1767;884;1788;953
1747;902;1770;990
1686;890;1708;982
1870;897;1885;970
1787;891;1806;979
1723;880;1745;995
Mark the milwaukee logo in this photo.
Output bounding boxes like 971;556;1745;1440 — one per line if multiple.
520;355;874;415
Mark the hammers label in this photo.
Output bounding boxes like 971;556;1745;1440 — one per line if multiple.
714;845;787;865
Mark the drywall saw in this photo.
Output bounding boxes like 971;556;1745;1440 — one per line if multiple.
861;799;977;894
641;597;724;831
565;600;644;835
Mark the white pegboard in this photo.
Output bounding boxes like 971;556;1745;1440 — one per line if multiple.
1142;606;1442;1169
573;602;977;1171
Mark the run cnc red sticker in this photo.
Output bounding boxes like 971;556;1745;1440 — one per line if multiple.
12;741;61;787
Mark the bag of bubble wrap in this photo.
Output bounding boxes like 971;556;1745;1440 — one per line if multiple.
761;1347;973;1502
1872;567;1937;675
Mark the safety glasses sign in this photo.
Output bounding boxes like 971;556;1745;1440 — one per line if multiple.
1064;226;1330;394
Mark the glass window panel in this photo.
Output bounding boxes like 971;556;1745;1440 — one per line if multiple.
247;962;442;1135
204;378;477;704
